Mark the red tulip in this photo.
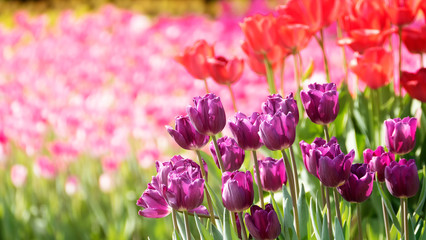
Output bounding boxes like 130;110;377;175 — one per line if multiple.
384;0;422;26
350;47;394;89
275;16;312;53
207;56;244;85
175;39;214;80
338;29;395;53
401;68;426;102
240;14;278;54
241;42;284;75
402;26;426;54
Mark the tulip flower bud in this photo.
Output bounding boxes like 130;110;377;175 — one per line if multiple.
11;164;28;188
222;171;254;212
401;68;426;102
363;146;395;182
255;157;287;192
175;39;214;80
262;93;299;124
207;56;244;85
244;204;281;240
385;159;420;198
187;93;226;136
209;136;245;172
337;163;374;203
318;149;355;188
229;112;263;151
384;117;417;155
300;83;339;125
166;115;210;150
259;111;296;151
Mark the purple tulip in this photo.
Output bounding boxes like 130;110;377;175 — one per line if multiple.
166;115;210;150
187;93;226;136
262;93;299;124
137;183;171;218
209;136;245;172
318;148;355;187
259;111;296;151
244;204;281;240
229;112;263;150
300;82;339;125
337;163;374;203
363;146;395;182
222;171;254;212
385;159;419;198
384;117;417;155
255;157;287;192
299;137;340;179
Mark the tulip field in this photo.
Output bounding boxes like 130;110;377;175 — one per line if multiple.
2;0;426;239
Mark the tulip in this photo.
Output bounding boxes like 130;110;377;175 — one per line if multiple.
401;68;426;102
262;93;299;124
384;0;421;26
209;136;245;172
255;157;287;192
240;14;278;54
318;148;355;187
166;115;210;150
222;171;254;212
300;83;339;125
175;39;214;80
363;146;395;182
137;183;172;218
350;47;394;89
384;117;417;155
276;0;322;33
258;111;296;151
276;16;312;53
206;56;244;85
244;204;281;240
241;42;285;75
337;163;375;203
385;159;419;198
300;137;339;179
187;93;226;136
10;164;28;188
402;26;426;54
65;176;79;196
229;112;263;151
338;29;394;53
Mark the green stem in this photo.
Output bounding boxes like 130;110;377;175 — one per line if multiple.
270;191;274;205
280;59;286;96
398;26;403;114
293;53;301;93
357;203;362;240
231;211;238;234
195;150;216;226
401;198;405;240
203;78;210;93
404;198;408;240
321;183;326;208
289;146;300;198
172;209;179;236
227;83;237;112
238;212;248;240
323;124;330;142
317;29;331;83
281;150;300;239
381;197;391;240
211;135;225;174
264;58;277;94
333;188;342;226
325;187;333;240
184;211;191;240
252;150;265;208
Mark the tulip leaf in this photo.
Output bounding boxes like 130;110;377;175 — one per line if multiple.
199;151;222;184
302;59;314;81
172;230;183;240
414;166;426;216
420;220;426;240
297;185;309;240
222;209;238;240
408;214;416;240
205;182;224;225
194;213;214;240
282;186;297;240
309;198;320;240
210;224;223;240
271;192;284;229
376;182;401;233
175;212;195;240
343;203;351;240
334;216;344;240
320;211;330;240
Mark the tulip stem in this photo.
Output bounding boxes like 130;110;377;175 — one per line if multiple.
264;57;277;94
333;188;342;226
400;198;405;239
323;124;330;142
172;209;180;236
421;53;424;68
231;211;238;234
398;26;403;114
316;29;331;83
357;203;362;240
325;187;333;240
381;197;391;240
270;191;274;204
252;150;265;208
211;135;225;174
320;183;326;208
281;150;300;240
289;146;300;198
203;79;210;93
195;150;217;226
184;211;191;240
238;212;248;240
280;59;286;96
227;83;238;112
293;53;301;94
404;198;409;240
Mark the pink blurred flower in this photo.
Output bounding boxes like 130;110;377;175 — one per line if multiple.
11;164;28;187
65;176;79;195
99;172;115;193
34;156;57;179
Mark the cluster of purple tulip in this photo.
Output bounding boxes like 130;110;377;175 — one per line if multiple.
137;82;419;240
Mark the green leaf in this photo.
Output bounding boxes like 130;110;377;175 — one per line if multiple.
222;209;238;240
376;182;401;232
194;213;214;240
343;204;351;240
320;211;330;240
175;212;195;240
205;182;224;225
297;185;309;240
210;224;223;240
282;186;297;240
302;59;314;81
199;151;221;183
334;216;344;240
271;192;284;228
414;166;426;215
420;221;426;240
408;214;416;240
309;198;320;240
